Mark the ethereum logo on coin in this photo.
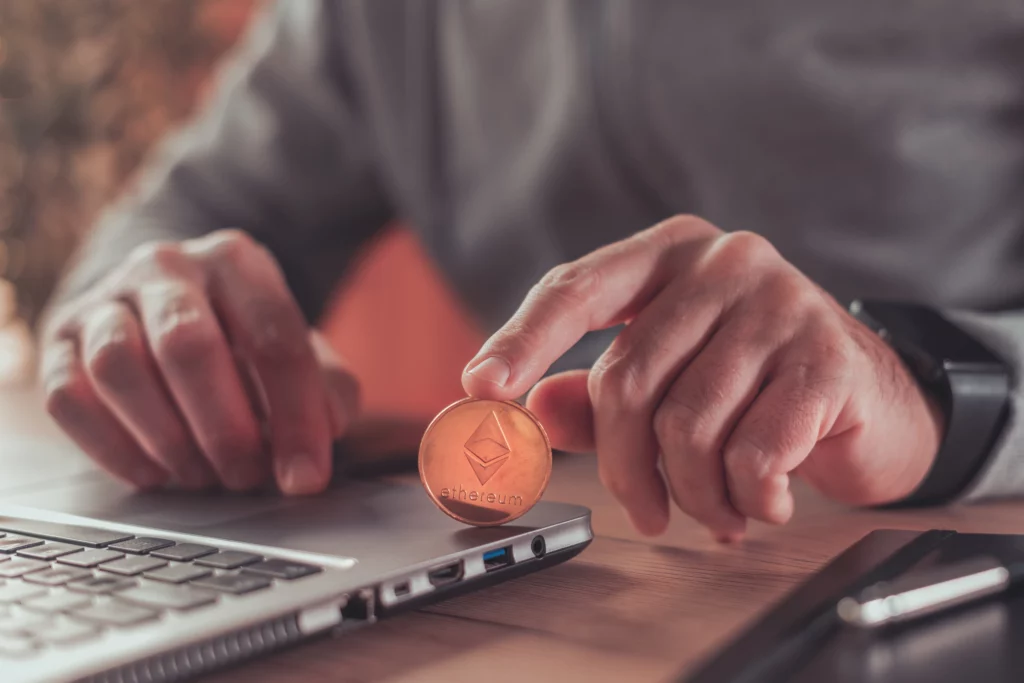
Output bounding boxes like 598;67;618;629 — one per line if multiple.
463;411;512;484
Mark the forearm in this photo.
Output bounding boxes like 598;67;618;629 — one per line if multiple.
45;0;392;328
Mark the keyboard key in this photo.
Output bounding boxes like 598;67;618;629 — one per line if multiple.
0;537;43;554
192;573;271;595
0;559;49;578
108;537;174;555
24;567;92;586
18;542;83;561
72;600;158;627
28;617;98;645
120;584;217;611
195;551;262;570
0;633;37;658
243;559;322;580
67;576;137;595
151;543;217;562
144;564;211;584
0;518;132;548
0;582;46;603
0;607;51;635
57;549;124;568
99;556;168;576
22;591;92;614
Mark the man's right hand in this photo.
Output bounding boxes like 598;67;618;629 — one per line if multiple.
40;229;359;495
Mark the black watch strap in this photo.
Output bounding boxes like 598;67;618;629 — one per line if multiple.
850;301;1011;506
901;368;1009;505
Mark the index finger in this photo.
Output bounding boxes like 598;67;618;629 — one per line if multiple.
189;232;333;495
462;216;716;399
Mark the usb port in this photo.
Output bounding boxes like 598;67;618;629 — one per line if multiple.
427;561;464;587
483;546;512;572
393;581;411;597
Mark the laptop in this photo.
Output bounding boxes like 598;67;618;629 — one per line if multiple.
0;435;593;683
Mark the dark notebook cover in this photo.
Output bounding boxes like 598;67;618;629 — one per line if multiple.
681;529;1024;683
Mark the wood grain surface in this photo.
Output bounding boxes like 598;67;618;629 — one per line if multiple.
2;388;1023;683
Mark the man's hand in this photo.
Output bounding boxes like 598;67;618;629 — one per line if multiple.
40;229;358;495
463;216;943;540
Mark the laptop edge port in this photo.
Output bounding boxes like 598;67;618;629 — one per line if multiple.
483;546;513;572
427;560;465;587
340;588;376;626
393;581;411;597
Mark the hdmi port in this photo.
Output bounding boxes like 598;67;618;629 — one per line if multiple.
427;561;464;587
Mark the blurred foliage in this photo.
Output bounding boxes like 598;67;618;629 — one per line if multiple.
0;0;255;327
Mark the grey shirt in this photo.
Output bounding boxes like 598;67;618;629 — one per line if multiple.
55;0;1024;501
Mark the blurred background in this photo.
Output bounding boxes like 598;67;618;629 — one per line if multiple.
0;0;479;421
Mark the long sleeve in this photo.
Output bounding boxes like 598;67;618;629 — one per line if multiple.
939;309;1024;501
49;0;392;324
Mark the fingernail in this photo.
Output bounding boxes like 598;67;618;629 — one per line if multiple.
280;454;323;495
763;476;795;525
466;357;511;387
713;530;746;544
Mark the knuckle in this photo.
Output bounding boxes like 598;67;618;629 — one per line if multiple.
153;323;219;369
709;230;777;274
83;331;138;387
733;408;804;466
249;322;307;363
763;271;821;311
204;229;258;264
149;297;219;368
240;297;307;363
648;214;717;245
146;285;204;331
536;260;601;308
723;437;768;480
587;356;647;415
652;396;704;455
128;241;186;272
789;337;853;391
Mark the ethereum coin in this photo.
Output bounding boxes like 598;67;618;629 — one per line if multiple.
419;398;552;526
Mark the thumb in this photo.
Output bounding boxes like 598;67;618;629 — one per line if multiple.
525;369;594;453
309;331;361;439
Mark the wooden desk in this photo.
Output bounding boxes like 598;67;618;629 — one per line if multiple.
3;389;1024;683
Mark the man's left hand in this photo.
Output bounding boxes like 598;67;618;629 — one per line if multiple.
462;216;944;541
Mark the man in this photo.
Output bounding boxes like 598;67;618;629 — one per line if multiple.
40;1;1024;541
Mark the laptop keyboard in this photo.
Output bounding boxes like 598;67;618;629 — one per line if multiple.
0;520;323;659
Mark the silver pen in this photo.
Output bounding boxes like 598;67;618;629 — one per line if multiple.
837;555;1014;628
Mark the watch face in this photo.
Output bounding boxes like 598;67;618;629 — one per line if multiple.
852;301;1005;374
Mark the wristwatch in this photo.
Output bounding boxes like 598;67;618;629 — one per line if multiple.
849;300;1012;505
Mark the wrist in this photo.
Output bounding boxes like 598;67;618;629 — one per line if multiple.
851;300;1010;506
901;382;946;498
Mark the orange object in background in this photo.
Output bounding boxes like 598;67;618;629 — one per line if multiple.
320;227;485;423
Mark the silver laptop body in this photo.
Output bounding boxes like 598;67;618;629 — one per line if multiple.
0;455;593;683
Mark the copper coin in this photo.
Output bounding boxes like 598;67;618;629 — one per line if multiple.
419;398;552;526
